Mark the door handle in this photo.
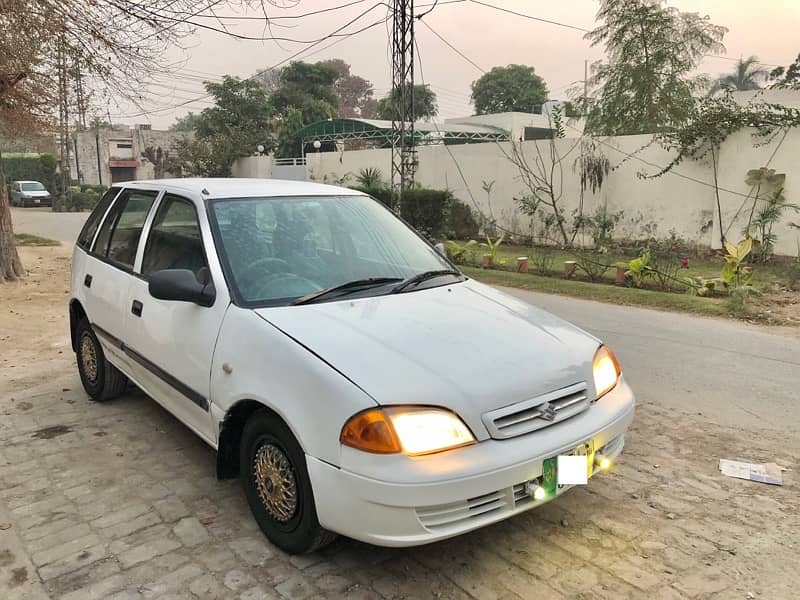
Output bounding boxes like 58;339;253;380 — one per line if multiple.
131;300;143;317
84;274;93;288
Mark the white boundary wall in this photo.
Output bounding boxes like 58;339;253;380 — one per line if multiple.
302;128;800;255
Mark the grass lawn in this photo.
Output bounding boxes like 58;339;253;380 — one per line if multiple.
14;233;61;246
463;267;731;319
471;242;795;289
458;241;800;325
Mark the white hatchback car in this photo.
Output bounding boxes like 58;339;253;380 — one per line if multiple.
69;178;635;554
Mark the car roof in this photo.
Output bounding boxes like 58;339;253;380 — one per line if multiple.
14;180;43;184
119;178;364;199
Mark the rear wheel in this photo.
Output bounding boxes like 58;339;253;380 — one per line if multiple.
241;410;336;554
75;318;128;401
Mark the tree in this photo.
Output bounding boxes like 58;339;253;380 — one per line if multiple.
470;65;548;115
169;112;200;132
770;53;800;89
252;68;283;95
498;107;580;247
268;61;338;157
376;84;438;121
176;76;273;177
141;147;182;179
0;1;51;280
319;59;375;118
273;107;306;159
711;56;768;93
584;0;727;135
270;62;338;123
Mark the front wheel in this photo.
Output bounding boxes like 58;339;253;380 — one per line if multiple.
75;319;128;401
241;411;336;554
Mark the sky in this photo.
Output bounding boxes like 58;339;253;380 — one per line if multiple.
108;0;800;129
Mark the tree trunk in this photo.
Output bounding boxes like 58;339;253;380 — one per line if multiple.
0;149;24;281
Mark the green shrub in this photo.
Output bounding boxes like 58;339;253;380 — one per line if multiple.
401;188;452;240
531;245;556;274
67;189;100;211
448;200;479;239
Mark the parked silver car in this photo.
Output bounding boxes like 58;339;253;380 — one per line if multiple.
10;180;52;207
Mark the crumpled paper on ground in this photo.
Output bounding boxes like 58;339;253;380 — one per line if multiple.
719;459;785;485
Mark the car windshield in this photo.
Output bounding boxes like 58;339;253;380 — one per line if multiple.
209;195;458;305
21;182;45;191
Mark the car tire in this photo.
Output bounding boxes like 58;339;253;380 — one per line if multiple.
75;318;128;401
240;410;336;554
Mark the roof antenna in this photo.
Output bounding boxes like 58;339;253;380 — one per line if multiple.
201;188;210;195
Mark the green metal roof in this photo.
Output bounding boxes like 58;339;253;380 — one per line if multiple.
294;118;509;145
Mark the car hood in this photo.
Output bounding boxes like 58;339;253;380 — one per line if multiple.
254;279;600;439
22;190;50;197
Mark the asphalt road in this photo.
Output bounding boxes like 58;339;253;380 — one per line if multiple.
502;288;800;433
11;207;88;242
13;207;800;433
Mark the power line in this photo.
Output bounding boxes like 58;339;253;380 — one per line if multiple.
186;0;371;21
142;6;391;43
560;120;752;199
413;35;484;220
418;19;484;73
466;1;784;69
181;0;463;21
416;0;439;21
112;5;389;119
468;0;589;33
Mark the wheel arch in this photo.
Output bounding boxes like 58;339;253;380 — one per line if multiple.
217;399;303;480
69;298;88;352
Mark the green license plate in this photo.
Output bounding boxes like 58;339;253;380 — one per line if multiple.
542;457;558;496
543;442;596;495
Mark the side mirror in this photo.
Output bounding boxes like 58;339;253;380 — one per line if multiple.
148;269;215;307
434;242;447;258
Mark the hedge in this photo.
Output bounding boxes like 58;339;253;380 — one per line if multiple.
59;184;108;212
2;154;58;193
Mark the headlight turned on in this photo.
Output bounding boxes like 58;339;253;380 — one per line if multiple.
341;407;476;456
593;345;621;399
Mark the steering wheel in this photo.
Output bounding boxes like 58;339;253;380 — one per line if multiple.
237;257;319;300
237;257;291;290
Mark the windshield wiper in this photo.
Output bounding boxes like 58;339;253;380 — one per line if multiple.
291;277;402;305
392;269;462;293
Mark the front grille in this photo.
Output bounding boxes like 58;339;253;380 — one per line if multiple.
482;382;589;439
416;489;508;531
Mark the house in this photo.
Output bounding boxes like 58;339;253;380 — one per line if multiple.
70;125;192;186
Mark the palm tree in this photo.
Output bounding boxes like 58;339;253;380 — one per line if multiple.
711;56;769;94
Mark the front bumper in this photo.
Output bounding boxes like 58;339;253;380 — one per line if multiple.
23;196;52;206
307;379;635;547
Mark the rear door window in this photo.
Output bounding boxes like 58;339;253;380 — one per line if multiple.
77;187;120;250
92;189;158;269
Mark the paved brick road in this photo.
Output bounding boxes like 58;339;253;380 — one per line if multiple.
2;371;798;599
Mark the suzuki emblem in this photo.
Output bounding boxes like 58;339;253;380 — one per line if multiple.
538;402;557;421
